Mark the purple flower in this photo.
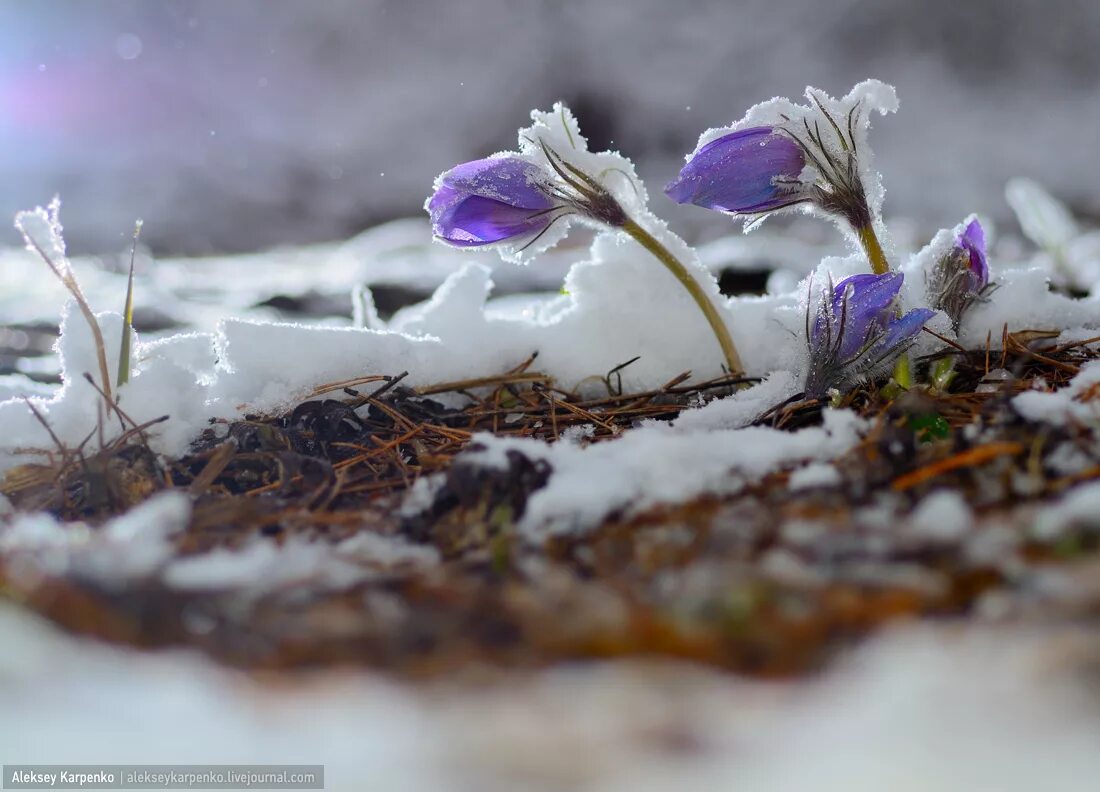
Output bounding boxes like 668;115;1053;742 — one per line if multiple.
427;157;559;247
805;271;934;397
669;94;894;275
665;127;808;214
929;218;990;331
957;218;988;291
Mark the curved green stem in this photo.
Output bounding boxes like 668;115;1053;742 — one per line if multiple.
621;218;744;376
856;223;890;275
855;222;910;388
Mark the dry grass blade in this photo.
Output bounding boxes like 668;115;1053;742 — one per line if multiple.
16;202;114;402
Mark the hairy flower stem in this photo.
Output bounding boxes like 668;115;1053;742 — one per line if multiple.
856;223;890;275
622;218;744;376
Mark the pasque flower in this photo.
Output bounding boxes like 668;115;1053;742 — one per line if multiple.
929;218;990;330
668;83;896;276
425;104;744;375
428;144;629;251
427;157;559;247
805;271;935;397
664;127;807;215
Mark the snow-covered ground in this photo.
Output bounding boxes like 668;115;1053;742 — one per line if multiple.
2;71;1100;789
1;163;1097;509
2;603;1098;792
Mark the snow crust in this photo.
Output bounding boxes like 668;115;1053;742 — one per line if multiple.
457;409;866;535
1;174;1097;498
1006;179;1100;295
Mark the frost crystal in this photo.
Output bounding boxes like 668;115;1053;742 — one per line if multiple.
14;196;70;274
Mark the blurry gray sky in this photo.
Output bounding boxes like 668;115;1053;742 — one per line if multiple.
1;0;1098;254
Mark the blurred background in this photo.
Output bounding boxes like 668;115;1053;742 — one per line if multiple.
2;0;1100;257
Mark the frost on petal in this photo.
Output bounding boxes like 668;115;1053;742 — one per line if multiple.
427;157;557;247
665;127;807;214
435;157;553;211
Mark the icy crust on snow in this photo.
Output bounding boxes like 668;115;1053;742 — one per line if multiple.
1;218;1097;471
0;218;590;332
1032;481;1100;541
3;157;1100;476
0;227;809;463
457;409;866;535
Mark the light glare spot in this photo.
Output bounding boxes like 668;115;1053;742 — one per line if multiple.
115;33;143;61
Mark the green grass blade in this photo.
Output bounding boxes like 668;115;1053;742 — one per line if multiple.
116;220;142;388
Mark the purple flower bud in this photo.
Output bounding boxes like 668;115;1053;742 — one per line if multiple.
958;218;988;291
665;127;808;214
670;97;884;245
428;157;558;247
806;271;934;397
929;218;990;331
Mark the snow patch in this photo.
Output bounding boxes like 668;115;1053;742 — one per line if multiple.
909;490;973;543
1032;482;1100;541
1013;361;1100;427
458;408;867;535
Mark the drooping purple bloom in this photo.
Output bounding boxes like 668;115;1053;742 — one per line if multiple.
665;127;808;214
670;95;889;275
805;271;935;397
428;157;558;247
929;218;990;331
